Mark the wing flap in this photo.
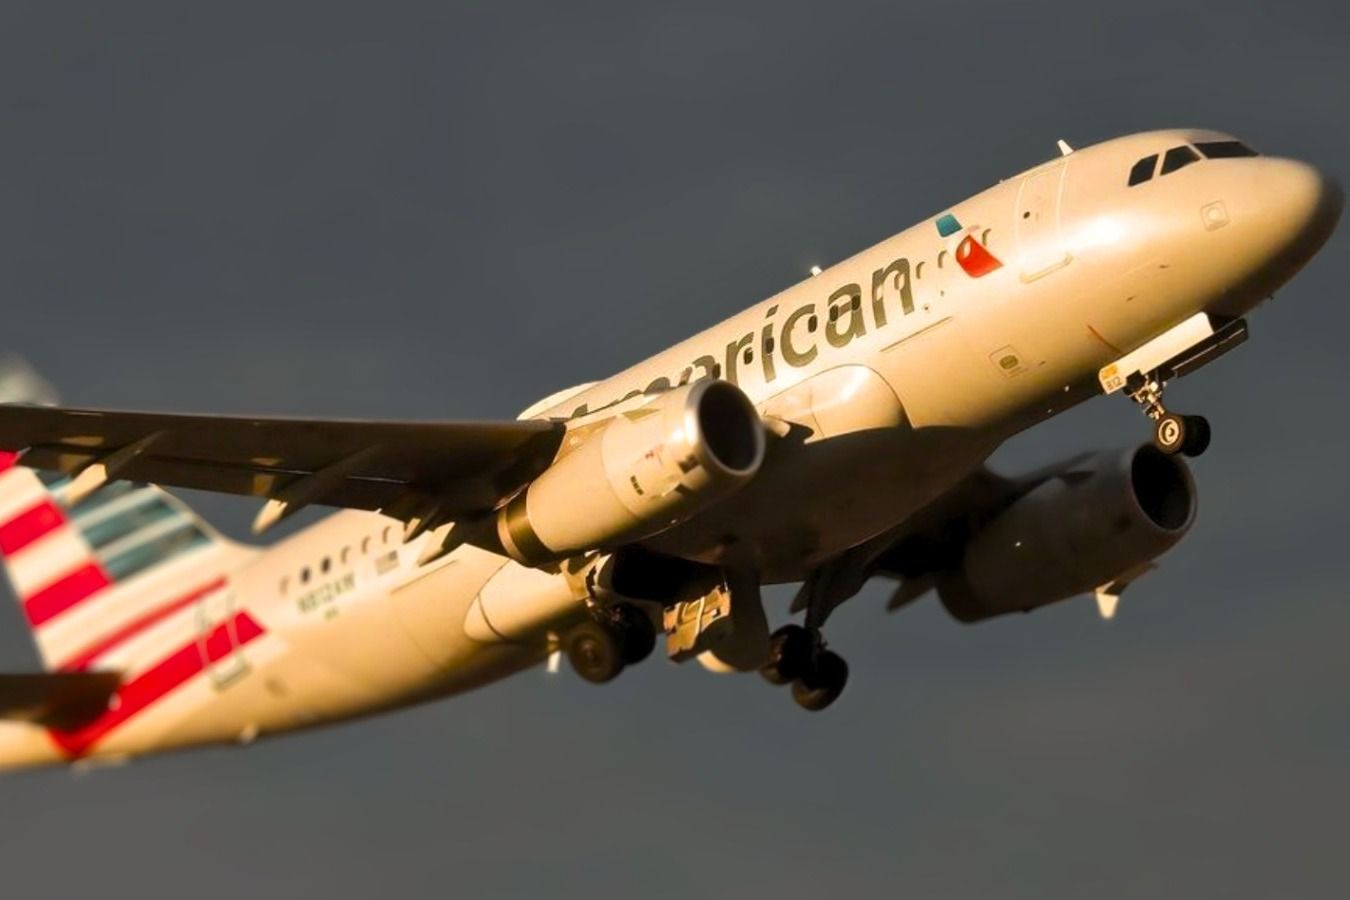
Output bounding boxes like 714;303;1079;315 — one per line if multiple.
0;405;566;517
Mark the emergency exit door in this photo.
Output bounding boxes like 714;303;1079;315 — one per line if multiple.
197;588;250;688
1014;161;1071;281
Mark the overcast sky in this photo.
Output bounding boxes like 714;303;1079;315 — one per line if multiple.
0;2;1347;897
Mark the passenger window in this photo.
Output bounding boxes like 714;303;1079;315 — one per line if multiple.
321;556;331;574
300;566;311;584
1195;140;1258;159
1160;145;1200;175
340;546;350;565
1128;154;1158;186
280;576;290;596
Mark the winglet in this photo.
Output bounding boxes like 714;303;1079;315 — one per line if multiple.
1057;139;1074;156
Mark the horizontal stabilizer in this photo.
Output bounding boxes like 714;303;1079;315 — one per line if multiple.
0;671;120;731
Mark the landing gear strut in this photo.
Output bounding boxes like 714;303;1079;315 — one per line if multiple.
1127;371;1211;457
565;602;656;684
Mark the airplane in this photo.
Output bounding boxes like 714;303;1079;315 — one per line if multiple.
0;128;1338;770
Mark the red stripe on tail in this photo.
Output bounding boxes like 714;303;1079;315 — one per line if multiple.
57;577;229;672
49;611;265;756
23;563;114;627
0;498;65;555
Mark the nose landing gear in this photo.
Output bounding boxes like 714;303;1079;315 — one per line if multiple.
1100;313;1247;459
1153;411;1211;457
1127;371;1211;457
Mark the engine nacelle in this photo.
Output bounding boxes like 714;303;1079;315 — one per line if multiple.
496;380;765;565
940;445;1196;622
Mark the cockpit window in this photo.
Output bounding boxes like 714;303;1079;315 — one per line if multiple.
1194;140;1259;159
1160;145;1200;175
1128;154;1159;186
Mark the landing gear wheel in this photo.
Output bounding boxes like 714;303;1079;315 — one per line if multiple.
1154;413;1211;457
610;603;657;666
791;650;849;712
1154;412;1189;455
566;619;624;684
1180;415;1211;457
760;624;813;686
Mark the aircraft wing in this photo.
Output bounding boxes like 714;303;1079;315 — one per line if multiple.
0;404;566;523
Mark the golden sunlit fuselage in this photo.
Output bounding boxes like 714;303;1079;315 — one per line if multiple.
0;129;1338;770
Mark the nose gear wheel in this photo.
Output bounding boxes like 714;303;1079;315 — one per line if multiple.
1126;372;1211;458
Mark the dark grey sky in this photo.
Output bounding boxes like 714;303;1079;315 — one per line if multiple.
0;2;1347;897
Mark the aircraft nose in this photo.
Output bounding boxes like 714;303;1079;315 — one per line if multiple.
1262;158;1342;259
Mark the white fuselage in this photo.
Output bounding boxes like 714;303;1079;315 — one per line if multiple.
0;128;1337;769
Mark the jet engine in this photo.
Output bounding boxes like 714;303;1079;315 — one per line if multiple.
940;445;1196;622
496;380;766;565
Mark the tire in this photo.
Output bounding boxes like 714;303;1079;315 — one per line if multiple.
1154;413;1188;456
791;650;849;711
566;620;625;684
760;624;813;685
1181;415;1211;457
611;603;657;666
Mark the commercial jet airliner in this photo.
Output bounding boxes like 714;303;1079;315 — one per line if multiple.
0;129;1339;770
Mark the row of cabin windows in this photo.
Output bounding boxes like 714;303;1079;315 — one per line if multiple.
1128;140;1259;187
280;525;395;595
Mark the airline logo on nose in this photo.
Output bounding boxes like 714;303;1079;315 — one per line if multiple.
936;213;1002;278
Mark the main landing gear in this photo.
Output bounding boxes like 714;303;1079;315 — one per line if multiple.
757;563;857;712
1127;371;1211;458
565;602;657;684
759;624;849;712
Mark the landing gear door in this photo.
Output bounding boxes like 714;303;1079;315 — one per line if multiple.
1014;161;1071;282
197;588;249;688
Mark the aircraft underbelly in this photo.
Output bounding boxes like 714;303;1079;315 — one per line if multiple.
645;365;995;579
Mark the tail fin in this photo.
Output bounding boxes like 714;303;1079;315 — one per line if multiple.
0;459;252;671
0;359;252;672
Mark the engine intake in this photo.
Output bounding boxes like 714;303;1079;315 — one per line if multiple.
497;380;765;565
941;445;1196;622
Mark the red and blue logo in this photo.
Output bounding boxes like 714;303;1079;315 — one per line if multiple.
935;213;1002;278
